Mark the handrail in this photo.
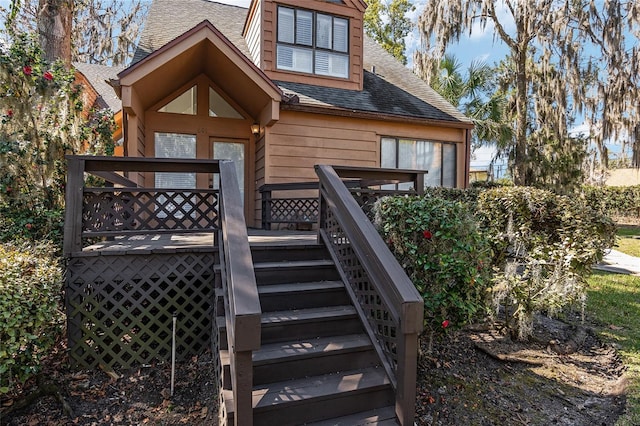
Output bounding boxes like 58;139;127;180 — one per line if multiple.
219;160;261;426
315;164;423;425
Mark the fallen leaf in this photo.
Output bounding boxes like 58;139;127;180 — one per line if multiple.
609;324;624;330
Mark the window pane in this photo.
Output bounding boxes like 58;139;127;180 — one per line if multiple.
154;133;196;188
209;87;243;118
158;86;197;115
213;142;245;206
333;18;348;52
154;133;196;218
442;144;456;187
296;10;313;46
381;137;397;168
315;51;348;78
278;7;294;43
422;142;442;187
277;45;312;73
316;14;332;49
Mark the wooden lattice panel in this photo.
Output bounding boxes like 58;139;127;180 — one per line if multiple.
66;252;215;369
323;207;399;374
269;198;318;223
83;188;219;234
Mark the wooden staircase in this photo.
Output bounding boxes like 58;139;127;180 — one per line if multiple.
218;242;400;425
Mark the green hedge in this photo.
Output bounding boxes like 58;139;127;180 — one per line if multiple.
0;242;64;394
582;185;640;219
477;187;616;338
374;186;616;340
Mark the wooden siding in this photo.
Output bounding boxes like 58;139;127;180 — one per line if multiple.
254;133;266;228
261;0;364;91
245;0;262;67
264;111;468;188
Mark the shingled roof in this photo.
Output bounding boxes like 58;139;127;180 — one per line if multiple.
130;0;471;125
74;62;123;112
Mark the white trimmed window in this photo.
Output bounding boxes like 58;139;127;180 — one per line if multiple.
276;6;349;79
381;137;457;188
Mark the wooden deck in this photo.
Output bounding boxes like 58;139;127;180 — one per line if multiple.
81;229;318;255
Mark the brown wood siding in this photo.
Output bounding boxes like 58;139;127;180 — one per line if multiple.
254;134;266;227
261;0;364;91
264;111;468;188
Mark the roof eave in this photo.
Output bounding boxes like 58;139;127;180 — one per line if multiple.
117;20;282;101
280;103;475;130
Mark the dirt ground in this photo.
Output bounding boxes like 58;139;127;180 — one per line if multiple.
1;313;627;426
0;346;219;426
416;314;627;425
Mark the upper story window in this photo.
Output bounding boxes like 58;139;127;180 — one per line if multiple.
276;6;349;79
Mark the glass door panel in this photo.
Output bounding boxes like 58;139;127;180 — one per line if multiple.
211;141;246;206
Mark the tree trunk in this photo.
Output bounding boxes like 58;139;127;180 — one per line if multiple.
513;44;529;186
37;0;73;67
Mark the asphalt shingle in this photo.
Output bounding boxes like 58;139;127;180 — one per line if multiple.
74;62;123;111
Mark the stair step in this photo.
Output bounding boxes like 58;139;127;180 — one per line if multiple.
217;305;362;345
221;334;378;386
254;259;340;284
224;367;394;425
305;406;400;426
254;333;371;364
261;305;361;343
258;280;350;311
258;280;343;295
250;244;328;263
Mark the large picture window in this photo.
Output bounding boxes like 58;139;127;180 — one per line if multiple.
381;137;457;188
276;6;349;78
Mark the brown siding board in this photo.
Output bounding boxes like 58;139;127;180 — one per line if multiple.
263;111;468;189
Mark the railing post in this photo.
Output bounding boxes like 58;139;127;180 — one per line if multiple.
415;172;425;195
64;156;85;256
261;188;272;230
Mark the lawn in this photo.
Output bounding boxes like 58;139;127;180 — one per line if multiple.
615;225;640;257
587;271;640;425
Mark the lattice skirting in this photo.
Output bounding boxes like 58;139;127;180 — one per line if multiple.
66;252;216;369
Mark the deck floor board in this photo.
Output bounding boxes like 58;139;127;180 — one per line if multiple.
80;230;317;254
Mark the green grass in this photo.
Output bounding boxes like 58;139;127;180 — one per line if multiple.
615;226;640;257
587;271;640;425
617;225;640;238
616;238;640;257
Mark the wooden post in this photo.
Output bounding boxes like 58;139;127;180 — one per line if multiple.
64;156;85;256
415;172;425;195
233;351;254;426
261;189;271;230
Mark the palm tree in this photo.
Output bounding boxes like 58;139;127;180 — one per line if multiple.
429;54;512;150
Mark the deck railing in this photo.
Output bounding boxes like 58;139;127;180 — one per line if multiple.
64;156;221;254
218;161;261;426
259;166;425;230
316;165;424;425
